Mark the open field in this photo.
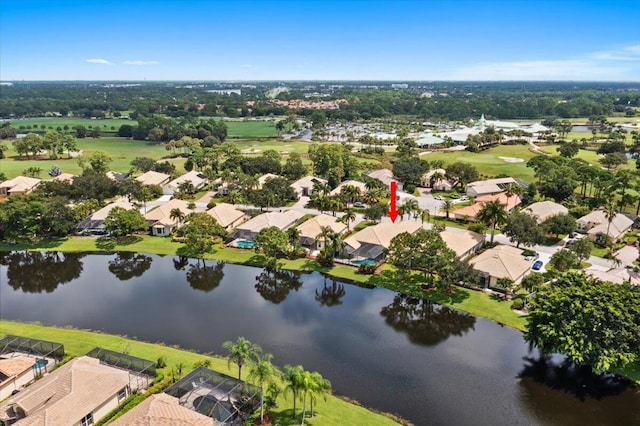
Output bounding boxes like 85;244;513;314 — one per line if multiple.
0;320;402;426
1;117;137;131
224;120;279;138
0;137;169;178
423;145;538;180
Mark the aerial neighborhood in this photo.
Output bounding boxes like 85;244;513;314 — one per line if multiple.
1;79;640;425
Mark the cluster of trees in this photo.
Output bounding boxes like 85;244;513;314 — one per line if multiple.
526;273;640;372
12;130;77;160
222;337;331;424
386;229;478;290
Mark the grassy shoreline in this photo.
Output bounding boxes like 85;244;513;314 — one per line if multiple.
1;235;638;385
0;320;404;426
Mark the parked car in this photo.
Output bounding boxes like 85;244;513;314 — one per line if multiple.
524;252;539;261
532;260;544;271
353;201;366;208
434;196;445;201
569;232;577;238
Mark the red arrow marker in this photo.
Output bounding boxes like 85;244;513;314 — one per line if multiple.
388;181;399;223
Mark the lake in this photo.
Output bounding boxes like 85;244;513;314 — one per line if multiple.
1;252;639;426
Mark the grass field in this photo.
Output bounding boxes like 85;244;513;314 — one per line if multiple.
423;145;538;181
0;320;402;426
1;117;137;131
224;120;278;138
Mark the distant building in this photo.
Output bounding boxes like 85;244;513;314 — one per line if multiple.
391;83;409;89
164;171;208;195
135;170;171;187
465;177;521;197
290;176;327;197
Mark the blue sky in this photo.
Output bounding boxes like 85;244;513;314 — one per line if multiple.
1;0;639;81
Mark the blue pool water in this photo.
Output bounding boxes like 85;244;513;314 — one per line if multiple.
350;258;376;265
236;240;254;249
33;358;48;369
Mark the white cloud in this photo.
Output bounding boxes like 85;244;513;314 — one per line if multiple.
123;60;159;65
451;60;628;80
591;44;640;61
86;58;112;65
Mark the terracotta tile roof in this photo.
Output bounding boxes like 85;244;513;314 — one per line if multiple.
344;220;422;250
135;171;171;187
0;356;130;426
296;214;347;240
469;245;531;281
205;203;245;228
110;393;211;426
452;192;521;220
0;356;34;381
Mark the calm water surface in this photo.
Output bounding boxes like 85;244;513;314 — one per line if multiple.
1;252;639;426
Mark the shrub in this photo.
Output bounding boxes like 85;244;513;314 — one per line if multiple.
404;183;416;194
156;356;167;369
357;263;377;274
511;298;525;310
467;223;485;234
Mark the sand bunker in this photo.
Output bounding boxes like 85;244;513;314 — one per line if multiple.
499;156;524;163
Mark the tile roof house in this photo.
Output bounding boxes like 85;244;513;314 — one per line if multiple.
465;177;519;197
110;393;212;426
343;220;422;261
205;203;246;230
290;176;327;197
296;214;348;249
329;180;368;196
106;171;129;182
232;210;305;241
52;173;76;183
0;176;41;197
363;169;401;190
164;171;208;195
0;356;37;401
469;245;531;288
76;197;138;233
145;199;199;236
440;229;484;259
452;192;521;221
421;168;455;191
257;173;280;189
577;210;634;242
522;201;569;224
0;356;132;426
586;267;640;285
135;170;171;187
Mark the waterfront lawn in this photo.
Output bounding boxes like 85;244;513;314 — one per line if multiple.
0;320;401;426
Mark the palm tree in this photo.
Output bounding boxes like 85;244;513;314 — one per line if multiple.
403;199;419;219
316;226;335;251
308;371;331;418
299;370;315;425
603;202;617;243
327;198;343;216
429;171;445;188
420;208;431;225
398;203;409;221
504;183;522;207
283;364;304;419
226;189;244;205
287;227;302;246
169;208;185;228
340;207;356;231
476;200;508;245
222;337;262;380
440;199;454;219
247;353;280;422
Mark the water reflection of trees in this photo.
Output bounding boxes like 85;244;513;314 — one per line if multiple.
380;294;476;346
108;252;153;281
5;251;85;293
518;354;632;401
315;276;346;307
255;268;303;304
187;260;225;292
172;256;190;271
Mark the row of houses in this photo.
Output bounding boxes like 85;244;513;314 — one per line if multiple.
0;335;258;426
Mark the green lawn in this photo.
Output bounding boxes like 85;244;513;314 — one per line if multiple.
1;137;169;179
0;320;402;426
224;120;279;138
423;145;538;181
1;117;137;132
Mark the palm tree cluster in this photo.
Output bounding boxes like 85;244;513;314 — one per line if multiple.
316;226;345;266
222;337;332;424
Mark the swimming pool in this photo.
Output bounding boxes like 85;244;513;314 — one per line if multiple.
350;258;377;266
236;239;255;249
32;358;48;369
